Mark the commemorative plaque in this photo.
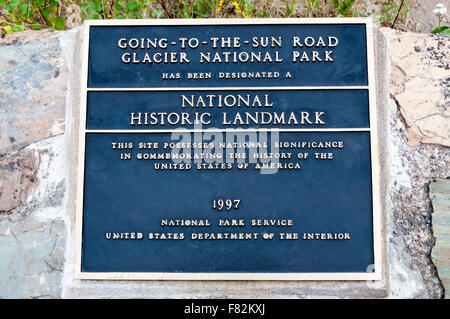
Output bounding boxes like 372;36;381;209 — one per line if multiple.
75;18;382;280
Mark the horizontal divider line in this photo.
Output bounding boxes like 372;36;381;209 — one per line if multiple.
85;86;369;92
85;128;371;133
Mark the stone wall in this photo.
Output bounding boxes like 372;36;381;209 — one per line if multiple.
0;25;448;298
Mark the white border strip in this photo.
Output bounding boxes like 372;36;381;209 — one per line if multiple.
87;86;369;91
365;18;383;279
86;128;371;133
74;21;91;279
79;272;381;281
85;17;371;26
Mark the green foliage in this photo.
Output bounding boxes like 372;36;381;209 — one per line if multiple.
80;0;151;19
0;0;421;36
378;0;408;28
432;4;449;36
0;0;67;34
180;0;219;18
78;0;226;20
284;0;297;18
331;0;356;17
432;26;450;35
305;0;319;17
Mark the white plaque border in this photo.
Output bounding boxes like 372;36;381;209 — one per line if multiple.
75;18;382;281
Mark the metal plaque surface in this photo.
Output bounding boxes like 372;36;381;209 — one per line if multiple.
75;18;382;280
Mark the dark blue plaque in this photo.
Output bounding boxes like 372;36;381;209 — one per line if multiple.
88;24;368;88
77;19;381;280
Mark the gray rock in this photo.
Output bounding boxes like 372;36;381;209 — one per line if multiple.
0;200;65;298
430;179;450;299
381;28;450;147
0;30;66;156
